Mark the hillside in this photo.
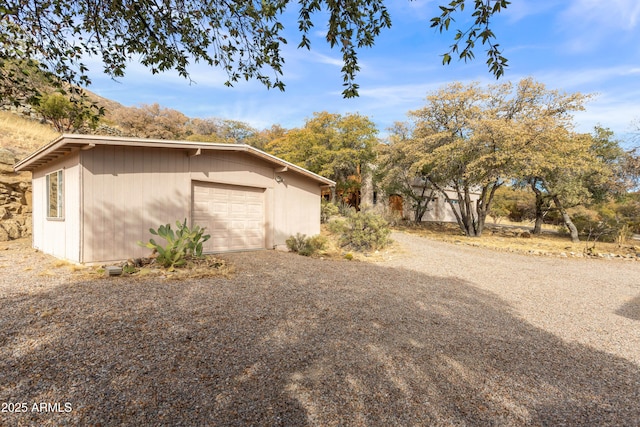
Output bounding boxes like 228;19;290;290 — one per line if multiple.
0;111;60;157
0;85;131;158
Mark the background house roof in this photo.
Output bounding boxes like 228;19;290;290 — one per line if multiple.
14;134;335;186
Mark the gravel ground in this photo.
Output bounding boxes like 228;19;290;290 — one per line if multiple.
1;233;639;426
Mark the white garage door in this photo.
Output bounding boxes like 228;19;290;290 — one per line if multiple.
192;182;265;252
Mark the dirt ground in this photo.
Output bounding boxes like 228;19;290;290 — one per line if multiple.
1;234;639;426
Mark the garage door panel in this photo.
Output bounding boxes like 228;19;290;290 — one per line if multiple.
212;202;229;213
193;201;209;213
192;182;265;252
231;203;248;213
246;204;262;214
230;220;247;230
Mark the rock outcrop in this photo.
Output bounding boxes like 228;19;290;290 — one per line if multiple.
0;147;31;241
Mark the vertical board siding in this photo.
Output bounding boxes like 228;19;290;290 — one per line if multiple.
32;153;81;262
273;172;322;245
81;146;189;262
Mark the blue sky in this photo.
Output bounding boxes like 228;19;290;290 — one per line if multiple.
86;0;640;147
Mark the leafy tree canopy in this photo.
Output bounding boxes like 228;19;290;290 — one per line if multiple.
266;111;378;193
187;118;266;148
36;91;99;132
381;78;598;238
1;0;508;101
110;103;190;139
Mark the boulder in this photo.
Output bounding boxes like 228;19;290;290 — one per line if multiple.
0;219;21;239
0;147;17;165
0;206;8;220
6;202;22;213
0;174;22;186
21;221;32;237
0;163;14;174
0;226;8;242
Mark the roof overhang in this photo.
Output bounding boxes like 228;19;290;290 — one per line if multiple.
14;134;336;187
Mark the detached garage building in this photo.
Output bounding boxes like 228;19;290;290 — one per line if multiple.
14;134;334;263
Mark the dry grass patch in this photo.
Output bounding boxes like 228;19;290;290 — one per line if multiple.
316;224;399;262
396;221;639;259
0;111;59;155
90;255;236;281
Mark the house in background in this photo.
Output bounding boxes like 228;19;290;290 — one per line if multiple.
14;134;334;263
383;178;482;223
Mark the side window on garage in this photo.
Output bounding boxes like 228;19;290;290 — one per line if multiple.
46;169;64;219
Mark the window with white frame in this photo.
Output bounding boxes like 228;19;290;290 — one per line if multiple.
46;170;64;219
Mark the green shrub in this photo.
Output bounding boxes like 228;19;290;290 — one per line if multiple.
286;233;327;256
330;211;391;251
563;205;636;244
321;200;339;223
285;233;307;253
138;219;210;270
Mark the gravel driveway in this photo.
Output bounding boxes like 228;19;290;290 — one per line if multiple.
1;232;639;426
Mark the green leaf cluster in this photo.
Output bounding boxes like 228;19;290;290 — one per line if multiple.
137;219;211;270
1;0;394;100
2;1;515;102
431;0;510;78
36;91;100;132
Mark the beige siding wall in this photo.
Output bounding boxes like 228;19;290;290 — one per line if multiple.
80;146;190;262
273;172;322;247
79;147;323;262
32;152;81;262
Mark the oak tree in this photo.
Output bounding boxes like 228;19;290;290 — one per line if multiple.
35;91;99;132
111;103;189;139
382;78;592;239
266;111;378;203
187;118;265;148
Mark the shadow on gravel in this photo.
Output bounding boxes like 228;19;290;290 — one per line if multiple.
616;294;640;321
1;251;639;426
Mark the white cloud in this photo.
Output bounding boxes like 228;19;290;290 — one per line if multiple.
562;0;640;31
305;51;344;68
502;0;562;23
533;65;639;90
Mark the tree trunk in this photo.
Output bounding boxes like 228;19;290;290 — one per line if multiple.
533;215;544;235
552;195;580;243
474;182;500;238
533;192;545;235
413;184;432;223
530;180;544;235
414;201;425;224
